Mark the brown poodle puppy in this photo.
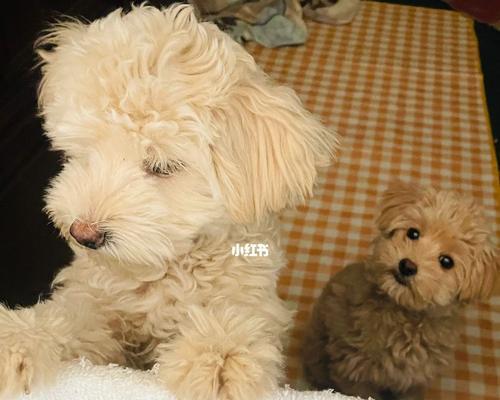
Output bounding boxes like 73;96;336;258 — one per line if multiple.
302;182;498;400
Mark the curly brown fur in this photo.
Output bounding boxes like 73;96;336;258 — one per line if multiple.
302;182;499;400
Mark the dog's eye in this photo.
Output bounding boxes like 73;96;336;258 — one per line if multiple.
439;255;454;269
144;159;185;177
406;228;420;240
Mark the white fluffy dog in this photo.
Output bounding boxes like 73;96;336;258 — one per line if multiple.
0;4;338;400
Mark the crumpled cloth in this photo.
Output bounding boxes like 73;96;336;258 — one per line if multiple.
303;0;361;26
189;0;361;48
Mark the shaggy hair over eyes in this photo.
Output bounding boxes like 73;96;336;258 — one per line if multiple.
0;4;339;400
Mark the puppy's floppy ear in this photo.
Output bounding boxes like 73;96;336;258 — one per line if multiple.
376;181;423;235
210;72;339;224
459;245;499;302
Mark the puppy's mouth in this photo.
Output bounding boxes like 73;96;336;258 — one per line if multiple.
392;270;409;286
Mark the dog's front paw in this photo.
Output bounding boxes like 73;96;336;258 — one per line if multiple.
159;346;279;400
0;343;36;397
0;309;61;399
157;307;283;400
217;349;279;400
0;339;61;399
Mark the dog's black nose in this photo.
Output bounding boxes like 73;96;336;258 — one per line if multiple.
69;220;105;249
399;258;417;276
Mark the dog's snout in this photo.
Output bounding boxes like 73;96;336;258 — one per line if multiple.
399;258;418;276
69;220;105;249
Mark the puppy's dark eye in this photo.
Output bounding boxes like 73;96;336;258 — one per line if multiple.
439;255;454;269
144;159;185;177
406;228;420;240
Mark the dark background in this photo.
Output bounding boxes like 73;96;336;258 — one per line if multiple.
1;0;499;307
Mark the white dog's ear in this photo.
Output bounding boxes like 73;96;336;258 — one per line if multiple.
376;181;423;234
459;245;499;302
210;75;339;223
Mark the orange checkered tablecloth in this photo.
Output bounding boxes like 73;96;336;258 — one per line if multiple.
246;2;500;399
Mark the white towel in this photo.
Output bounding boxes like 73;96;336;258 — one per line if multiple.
16;359;365;400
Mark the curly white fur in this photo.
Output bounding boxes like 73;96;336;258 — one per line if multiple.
0;4;339;400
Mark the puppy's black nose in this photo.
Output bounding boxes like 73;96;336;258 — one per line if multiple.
69;220;105;249
399;258;417;276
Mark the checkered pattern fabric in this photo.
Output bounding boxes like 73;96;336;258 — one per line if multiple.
246;2;500;399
